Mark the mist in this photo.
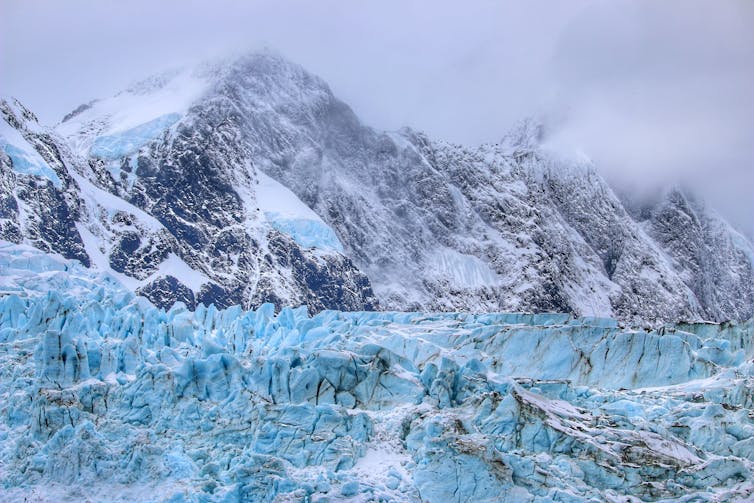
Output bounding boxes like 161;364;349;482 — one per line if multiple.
545;0;754;237
1;0;752;235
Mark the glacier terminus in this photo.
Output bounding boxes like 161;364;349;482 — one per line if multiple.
1;242;753;501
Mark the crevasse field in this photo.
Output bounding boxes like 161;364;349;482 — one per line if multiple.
1;241;753;502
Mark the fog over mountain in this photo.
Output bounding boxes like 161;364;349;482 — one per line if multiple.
2;0;752;236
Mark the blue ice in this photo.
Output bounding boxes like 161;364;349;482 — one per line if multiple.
1;241;753;501
90;113;181;160
1;142;62;187
265;212;344;252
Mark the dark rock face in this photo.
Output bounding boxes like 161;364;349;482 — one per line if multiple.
137;275;196;310
3;52;753;322
1;87;379;313
27;183;90;267
0;101;90;266
109;232;168;278
266;232;378;313
0;163;23;242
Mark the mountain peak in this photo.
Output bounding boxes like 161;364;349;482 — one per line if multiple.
55;50;336;156
499;116;547;153
11;51;751;324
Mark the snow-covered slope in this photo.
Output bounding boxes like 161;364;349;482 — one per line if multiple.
54;51;749;323
56;65;216;159
1;91;377;313
254;170;344;253
1;241;753;501
3;51;753;322
0;115;62;187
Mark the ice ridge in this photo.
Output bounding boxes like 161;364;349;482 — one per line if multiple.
1;243;753;502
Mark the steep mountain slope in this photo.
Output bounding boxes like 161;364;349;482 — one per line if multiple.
0;100;89;266
643;189;754;321
3;51;753;323
0;94;377;312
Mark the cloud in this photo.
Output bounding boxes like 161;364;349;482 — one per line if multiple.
544;0;754;236
1;0;751;235
0;0;585;142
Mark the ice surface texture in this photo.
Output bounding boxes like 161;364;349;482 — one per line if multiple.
1;242;753;502
264;213;344;252
89;113;181;160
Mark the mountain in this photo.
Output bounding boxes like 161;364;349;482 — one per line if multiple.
2;51;753;323
1;86;377;313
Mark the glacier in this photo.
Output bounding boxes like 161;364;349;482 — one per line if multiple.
255;171;344;253
89;113;182;160
1;240;753;502
0;118;62;188
264;213;344;253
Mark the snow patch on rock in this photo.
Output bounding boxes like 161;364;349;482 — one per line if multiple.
256;171;343;252
0;117;62;187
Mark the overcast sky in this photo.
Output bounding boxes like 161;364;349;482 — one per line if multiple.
1;0;752;236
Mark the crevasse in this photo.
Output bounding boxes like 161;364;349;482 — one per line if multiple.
1;241;753;502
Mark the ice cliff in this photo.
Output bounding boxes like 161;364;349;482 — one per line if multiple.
1;241;753;502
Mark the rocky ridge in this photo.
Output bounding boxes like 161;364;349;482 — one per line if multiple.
0;52;752;323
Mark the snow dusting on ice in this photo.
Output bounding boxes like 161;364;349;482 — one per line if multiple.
0;117;62;187
57;67;214;157
428;247;501;288
256;171;344;252
89;113;181;159
1;239;753;502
